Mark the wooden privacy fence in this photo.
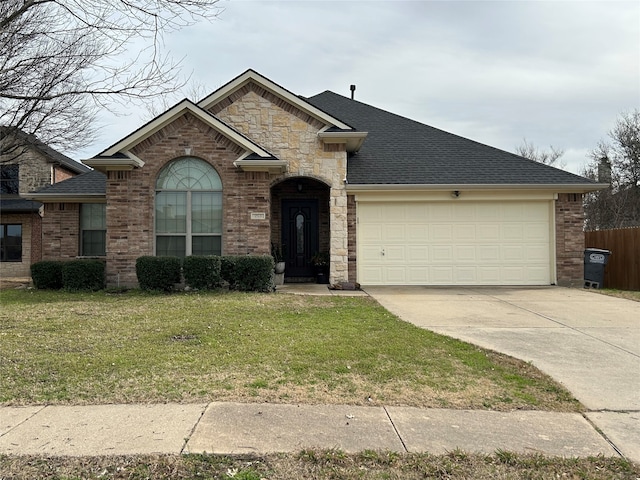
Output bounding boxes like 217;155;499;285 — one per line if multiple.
584;227;640;291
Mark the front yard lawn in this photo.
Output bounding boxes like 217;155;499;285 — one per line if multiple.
0;289;580;411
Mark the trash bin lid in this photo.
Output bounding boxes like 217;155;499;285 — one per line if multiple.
585;248;611;253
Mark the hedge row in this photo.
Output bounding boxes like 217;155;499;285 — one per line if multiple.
30;256;275;293
136;255;274;292
31;260;105;291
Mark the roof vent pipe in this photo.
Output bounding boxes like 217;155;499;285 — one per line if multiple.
350;84;356;100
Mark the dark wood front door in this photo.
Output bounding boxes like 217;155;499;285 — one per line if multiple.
282;200;318;278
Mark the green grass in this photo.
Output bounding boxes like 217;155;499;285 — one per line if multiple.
0;289;579;410
597;289;640;302
1;451;637;479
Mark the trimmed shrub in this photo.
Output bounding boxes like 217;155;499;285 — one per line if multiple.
31;260;64;290
62;260;105;291
183;255;222;290
220;255;240;288
233;255;274;292
136;256;181;291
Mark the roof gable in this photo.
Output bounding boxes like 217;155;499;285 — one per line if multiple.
198;69;354;132
86;99;278;172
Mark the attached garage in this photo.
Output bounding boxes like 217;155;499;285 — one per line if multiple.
356;193;554;286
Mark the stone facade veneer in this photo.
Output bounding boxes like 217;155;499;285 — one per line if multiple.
212;85;349;284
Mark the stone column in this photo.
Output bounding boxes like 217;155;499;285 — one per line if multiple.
329;185;348;284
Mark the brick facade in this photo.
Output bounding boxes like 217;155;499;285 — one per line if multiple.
347;195;357;283
0;213;32;277
555;193;585;286
41;203;80;260
1;140;82;278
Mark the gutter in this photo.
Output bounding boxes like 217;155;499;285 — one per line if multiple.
346;183;609;194
23;193;106;203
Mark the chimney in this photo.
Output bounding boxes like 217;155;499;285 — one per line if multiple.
350;84;356;100
598;156;612;184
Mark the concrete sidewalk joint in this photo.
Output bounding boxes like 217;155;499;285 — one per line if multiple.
0;402;622;459
383;406;408;453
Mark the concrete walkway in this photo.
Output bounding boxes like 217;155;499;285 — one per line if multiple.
365;286;640;464
0;402;619;458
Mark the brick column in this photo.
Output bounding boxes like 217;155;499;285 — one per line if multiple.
555;193;585;286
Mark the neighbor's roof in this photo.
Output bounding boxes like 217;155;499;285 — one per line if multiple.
0;198;41;213
25;169;106;201
306;91;600;188
0;127;90;175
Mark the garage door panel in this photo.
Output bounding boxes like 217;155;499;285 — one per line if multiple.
431;224;453;241
503;245;524;261
360;224;383;243
477;224;500;242
384;225;406;243
431;266;454;283
477;267;501;283
454;245;477;262
386;267;407;283
525;223;549;241
502;224;524;241
455;266;477;283
407;267;429;283
455;204;476;221
478;245;500;262
432;245;454;262
358;201;551;285
407;246;429;261
385;245;406;262
406;224;428;241
454;224;476;241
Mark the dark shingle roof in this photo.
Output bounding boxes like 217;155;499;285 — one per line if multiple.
31;169;106;196
306;91;596;186
0;198;41;213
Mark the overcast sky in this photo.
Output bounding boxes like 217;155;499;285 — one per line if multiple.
77;0;640;175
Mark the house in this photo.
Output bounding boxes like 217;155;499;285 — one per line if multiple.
0;128;91;277
26;69;604;287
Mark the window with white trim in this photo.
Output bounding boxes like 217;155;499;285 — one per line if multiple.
155;157;222;257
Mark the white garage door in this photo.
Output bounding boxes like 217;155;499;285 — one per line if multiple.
358;201;552;285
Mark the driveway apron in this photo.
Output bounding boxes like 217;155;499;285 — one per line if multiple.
365;286;640;462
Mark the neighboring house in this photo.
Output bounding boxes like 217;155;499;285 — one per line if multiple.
26;70;605;287
0;128;91;277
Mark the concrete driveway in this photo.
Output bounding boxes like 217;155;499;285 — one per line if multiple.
365;286;640;461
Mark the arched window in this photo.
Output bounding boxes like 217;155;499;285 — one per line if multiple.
155;157;222;257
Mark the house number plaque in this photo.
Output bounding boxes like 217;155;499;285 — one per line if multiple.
250;212;266;220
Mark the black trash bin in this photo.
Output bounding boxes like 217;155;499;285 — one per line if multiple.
584;248;611;289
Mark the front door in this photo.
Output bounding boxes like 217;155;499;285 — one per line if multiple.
282;200;319;278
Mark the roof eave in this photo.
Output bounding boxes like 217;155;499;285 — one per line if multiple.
83;155;144;173
318;131;368;152
232;159;288;174
22;193;106;203
346;183;609;194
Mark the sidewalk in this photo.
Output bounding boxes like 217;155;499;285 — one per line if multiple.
0;402;620;459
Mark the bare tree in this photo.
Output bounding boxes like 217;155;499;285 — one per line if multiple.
0;0;222;160
515;138;566;169
583;110;640;230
